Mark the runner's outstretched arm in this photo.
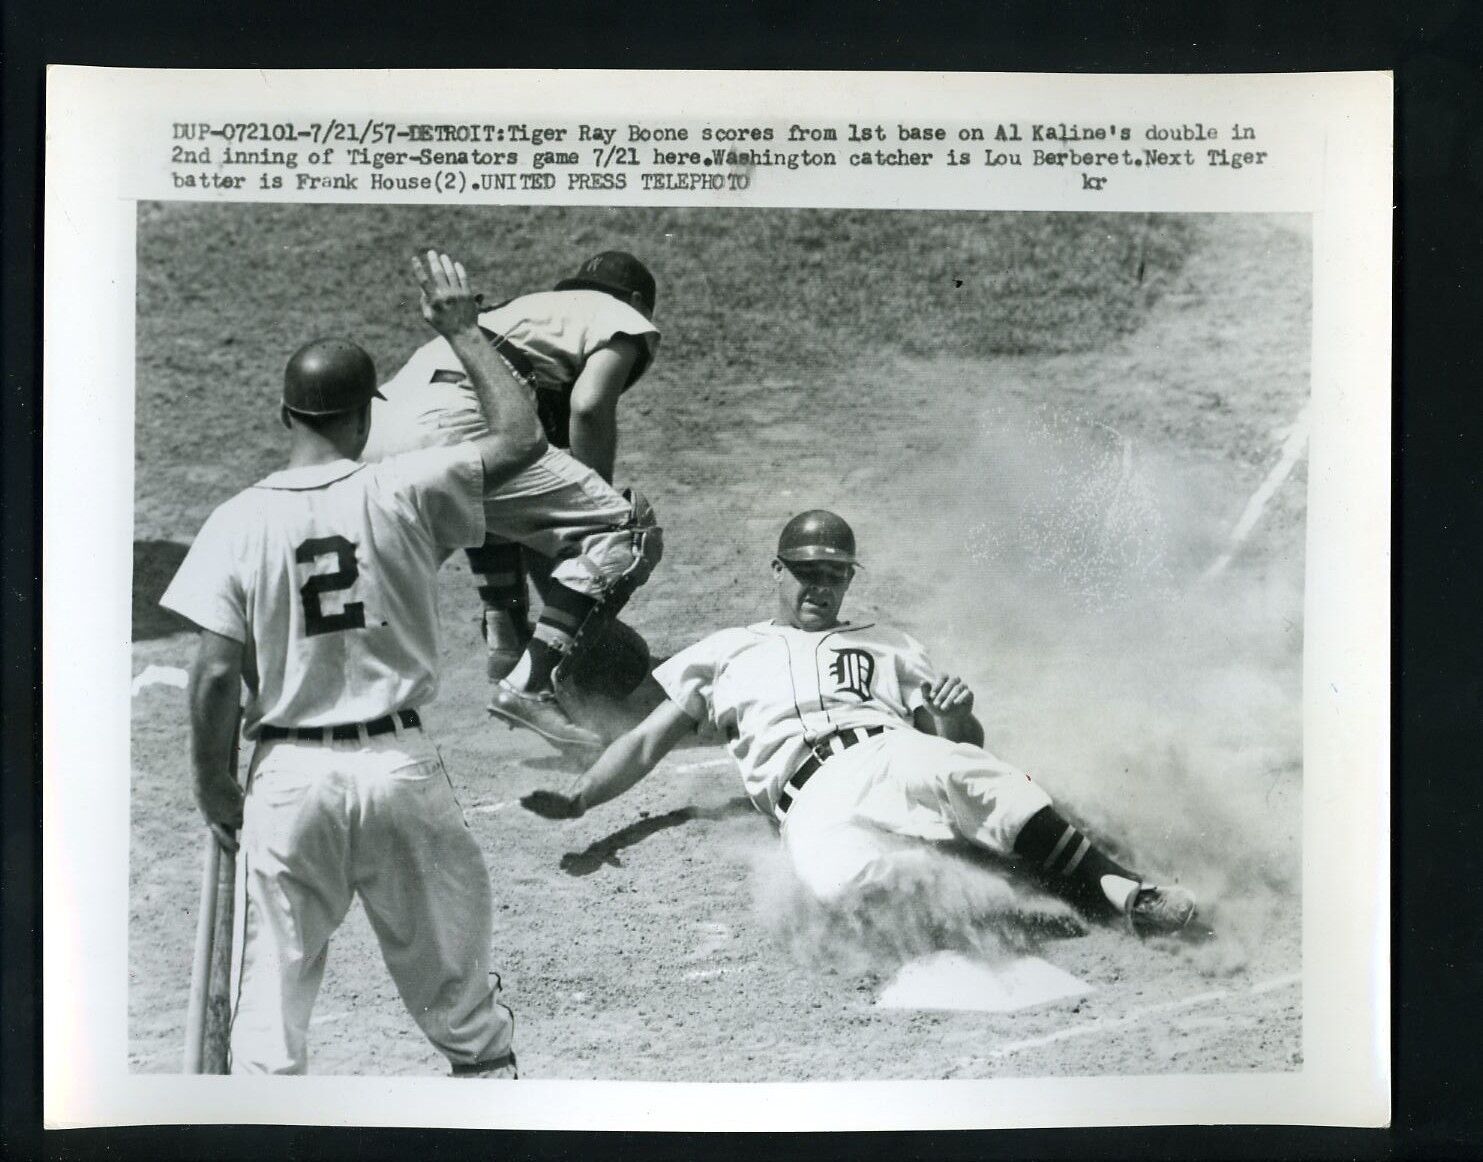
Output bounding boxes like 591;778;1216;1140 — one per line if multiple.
521;698;697;819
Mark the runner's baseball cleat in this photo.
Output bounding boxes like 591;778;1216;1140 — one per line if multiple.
1125;884;1198;938
488;682;602;747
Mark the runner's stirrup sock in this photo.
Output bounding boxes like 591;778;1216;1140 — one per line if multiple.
507;584;598;694
1012;806;1141;918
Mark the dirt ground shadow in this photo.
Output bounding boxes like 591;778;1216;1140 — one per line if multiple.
132;540;193;640
560;796;755;876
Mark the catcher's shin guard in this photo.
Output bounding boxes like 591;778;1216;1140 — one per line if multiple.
552;488;663;689
467;540;530;681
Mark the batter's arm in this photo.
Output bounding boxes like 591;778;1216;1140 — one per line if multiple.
187;629;247;851
415;251;547;488
566;336;642;482
911;676;986;748
522;698;698;819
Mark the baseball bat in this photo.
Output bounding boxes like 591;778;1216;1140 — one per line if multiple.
183;717;241;1074
201;827;237;1073
182;830;221;1072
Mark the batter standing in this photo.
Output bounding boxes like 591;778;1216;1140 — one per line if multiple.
363;251;662;743
162;252;541;1075
523;510;1197;936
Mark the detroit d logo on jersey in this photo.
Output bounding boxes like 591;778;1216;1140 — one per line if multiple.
828;648;876;700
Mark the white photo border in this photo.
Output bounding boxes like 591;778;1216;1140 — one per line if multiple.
42;67;1391;1130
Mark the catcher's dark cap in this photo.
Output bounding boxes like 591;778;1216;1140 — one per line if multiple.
283;338;383;416
555;250;657;314
776;510;859;566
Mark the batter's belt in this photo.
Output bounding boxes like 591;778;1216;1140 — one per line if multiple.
775;724;891;821
257;708;422;744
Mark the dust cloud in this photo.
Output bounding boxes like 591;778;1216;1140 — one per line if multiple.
749;842;1087;978
785;398;1305;977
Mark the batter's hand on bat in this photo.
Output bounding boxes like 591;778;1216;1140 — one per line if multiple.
521;789;586;820
414;249;480;337
922;676;975;719
195;772;244;853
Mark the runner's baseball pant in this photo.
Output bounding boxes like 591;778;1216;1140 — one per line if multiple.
229;727;513;1074
780;730;1053;902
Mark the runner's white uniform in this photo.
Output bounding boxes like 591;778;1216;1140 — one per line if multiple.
161;446;514;1074
360;290;660;600
654;620;1053;901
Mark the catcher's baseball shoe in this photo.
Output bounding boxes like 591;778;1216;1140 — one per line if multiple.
450;1050;518;1080
482;608;530;683
1125;883;1197;938
488;682;602;748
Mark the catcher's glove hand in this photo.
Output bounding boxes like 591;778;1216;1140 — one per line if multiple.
562;618;652;699
520;789;585;820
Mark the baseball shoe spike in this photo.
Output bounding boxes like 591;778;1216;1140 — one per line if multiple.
1125;883;1197;938
488;682;602;748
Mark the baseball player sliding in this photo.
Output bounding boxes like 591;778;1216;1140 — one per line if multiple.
524;510;1197;937
364;250;663;744
161;252;544;1076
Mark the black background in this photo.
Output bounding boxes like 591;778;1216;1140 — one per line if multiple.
3;2;1477;1158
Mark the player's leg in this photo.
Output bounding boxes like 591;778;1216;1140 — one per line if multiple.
229;744;355;1074
1005;803;1196;934
861;731;1196;935
482;448;662;745
781;776;925;903
465;537;531;682
351;732;516;1074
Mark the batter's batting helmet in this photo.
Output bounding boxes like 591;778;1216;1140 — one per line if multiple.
555;251;657;315
776;510;859;566
283;338;384;415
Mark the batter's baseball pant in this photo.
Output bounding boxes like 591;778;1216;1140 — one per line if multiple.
228;725;514;1075
779;729;1053;903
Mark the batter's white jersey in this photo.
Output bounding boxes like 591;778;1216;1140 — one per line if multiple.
653;621;942;817
160;445;486;738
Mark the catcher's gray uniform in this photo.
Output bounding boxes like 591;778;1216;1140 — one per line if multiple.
362;282;662;740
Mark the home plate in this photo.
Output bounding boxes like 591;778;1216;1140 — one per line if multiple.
875;951;1093;1013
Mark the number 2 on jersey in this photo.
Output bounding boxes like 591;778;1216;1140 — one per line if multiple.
295;535;366;636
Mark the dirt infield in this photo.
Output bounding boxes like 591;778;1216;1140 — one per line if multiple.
129;209;1306;1080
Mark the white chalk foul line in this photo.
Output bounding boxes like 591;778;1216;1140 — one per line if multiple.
985;971;1301;1060
466;757;731;819
466;799;515;816
1204;405;1311;579
131;664;188;696
671;757;734;774
1251;970;1303;994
